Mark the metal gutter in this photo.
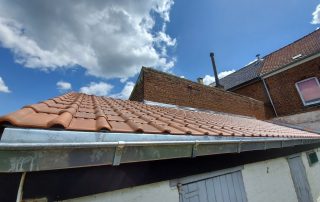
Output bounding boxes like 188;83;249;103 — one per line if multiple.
0;128;319;173
262;78;278;117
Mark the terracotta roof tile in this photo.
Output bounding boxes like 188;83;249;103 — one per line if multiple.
220;29;320;89
261;29;320;75
0;92;319;138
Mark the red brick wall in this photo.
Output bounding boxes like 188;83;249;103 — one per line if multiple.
130;68;269;119
264;57;320;116
129;75;144;102
232;81;275;118
233;81;269;103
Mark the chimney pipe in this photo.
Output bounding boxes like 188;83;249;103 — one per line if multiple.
209;52;222;88
197;77;203;84
256;54;260;60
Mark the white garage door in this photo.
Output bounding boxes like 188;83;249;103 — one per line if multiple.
288;155;313;202
179;170;247;202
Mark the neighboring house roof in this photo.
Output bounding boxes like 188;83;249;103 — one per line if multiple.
0;92;318;138
219;60;263;90
220;29;320;90
261;29;320;75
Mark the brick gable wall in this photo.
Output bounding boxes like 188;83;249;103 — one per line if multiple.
130;68;270;119
129;75;144;102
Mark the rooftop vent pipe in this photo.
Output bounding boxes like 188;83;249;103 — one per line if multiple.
197;77;204;84
209;52;223;88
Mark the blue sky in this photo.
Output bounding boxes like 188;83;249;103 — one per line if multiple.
0;0;320;115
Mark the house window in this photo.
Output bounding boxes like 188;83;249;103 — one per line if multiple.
306;151;318;166
295;77;320;106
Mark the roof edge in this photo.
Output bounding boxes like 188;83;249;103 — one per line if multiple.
0;127;319;172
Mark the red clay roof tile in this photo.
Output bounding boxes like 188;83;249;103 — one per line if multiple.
0;92;319;138
261;29;320;75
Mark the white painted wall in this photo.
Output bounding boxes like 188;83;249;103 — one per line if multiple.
242;157;298;202
301;149;320;202
63;181;179;202
62;150;320;202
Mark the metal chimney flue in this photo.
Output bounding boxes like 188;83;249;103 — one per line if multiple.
197;77;204;84
209;52;223;88
256;54;260;60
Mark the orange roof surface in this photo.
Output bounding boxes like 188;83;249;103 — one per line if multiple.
261;29;320;75
0;92;318;138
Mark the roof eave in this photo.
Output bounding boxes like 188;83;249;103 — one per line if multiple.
0;128;319;173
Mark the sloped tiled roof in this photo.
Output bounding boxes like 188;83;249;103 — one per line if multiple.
0;92;318;138
219;60;263;90
261;29;320;75
220;29;320;89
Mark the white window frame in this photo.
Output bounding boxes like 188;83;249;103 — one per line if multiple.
295;77;320;106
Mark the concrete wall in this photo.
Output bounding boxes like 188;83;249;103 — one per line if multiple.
63;150;320;202
274;109;320;131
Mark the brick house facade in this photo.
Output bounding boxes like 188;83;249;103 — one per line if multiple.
263;56;320;116
220;29;320;118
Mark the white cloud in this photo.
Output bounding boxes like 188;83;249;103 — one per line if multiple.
56;81;72;92
80;82;113;96
0;77;10;93
311;4;320;24
203;75;215;86
202;70;235;85
0;0;175;80
111;81;135;100
218;70;236;78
